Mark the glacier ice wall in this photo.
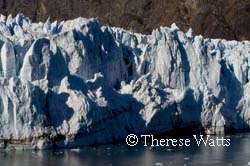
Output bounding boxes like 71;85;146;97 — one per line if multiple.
0;14;250;149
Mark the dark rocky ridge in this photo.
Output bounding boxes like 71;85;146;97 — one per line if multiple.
0;0;250;40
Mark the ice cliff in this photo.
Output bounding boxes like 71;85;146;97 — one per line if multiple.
0;14;250;149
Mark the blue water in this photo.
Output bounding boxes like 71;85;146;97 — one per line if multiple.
0;134;250;166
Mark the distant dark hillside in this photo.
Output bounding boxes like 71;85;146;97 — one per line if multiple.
1;0;250;40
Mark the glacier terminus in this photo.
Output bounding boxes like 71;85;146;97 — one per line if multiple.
0;14;250;149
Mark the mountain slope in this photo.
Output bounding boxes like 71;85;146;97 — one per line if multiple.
0;0;250;40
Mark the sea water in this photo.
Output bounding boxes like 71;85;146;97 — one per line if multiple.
0;134;249;166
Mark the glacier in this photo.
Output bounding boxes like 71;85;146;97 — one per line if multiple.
0;14;250;149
